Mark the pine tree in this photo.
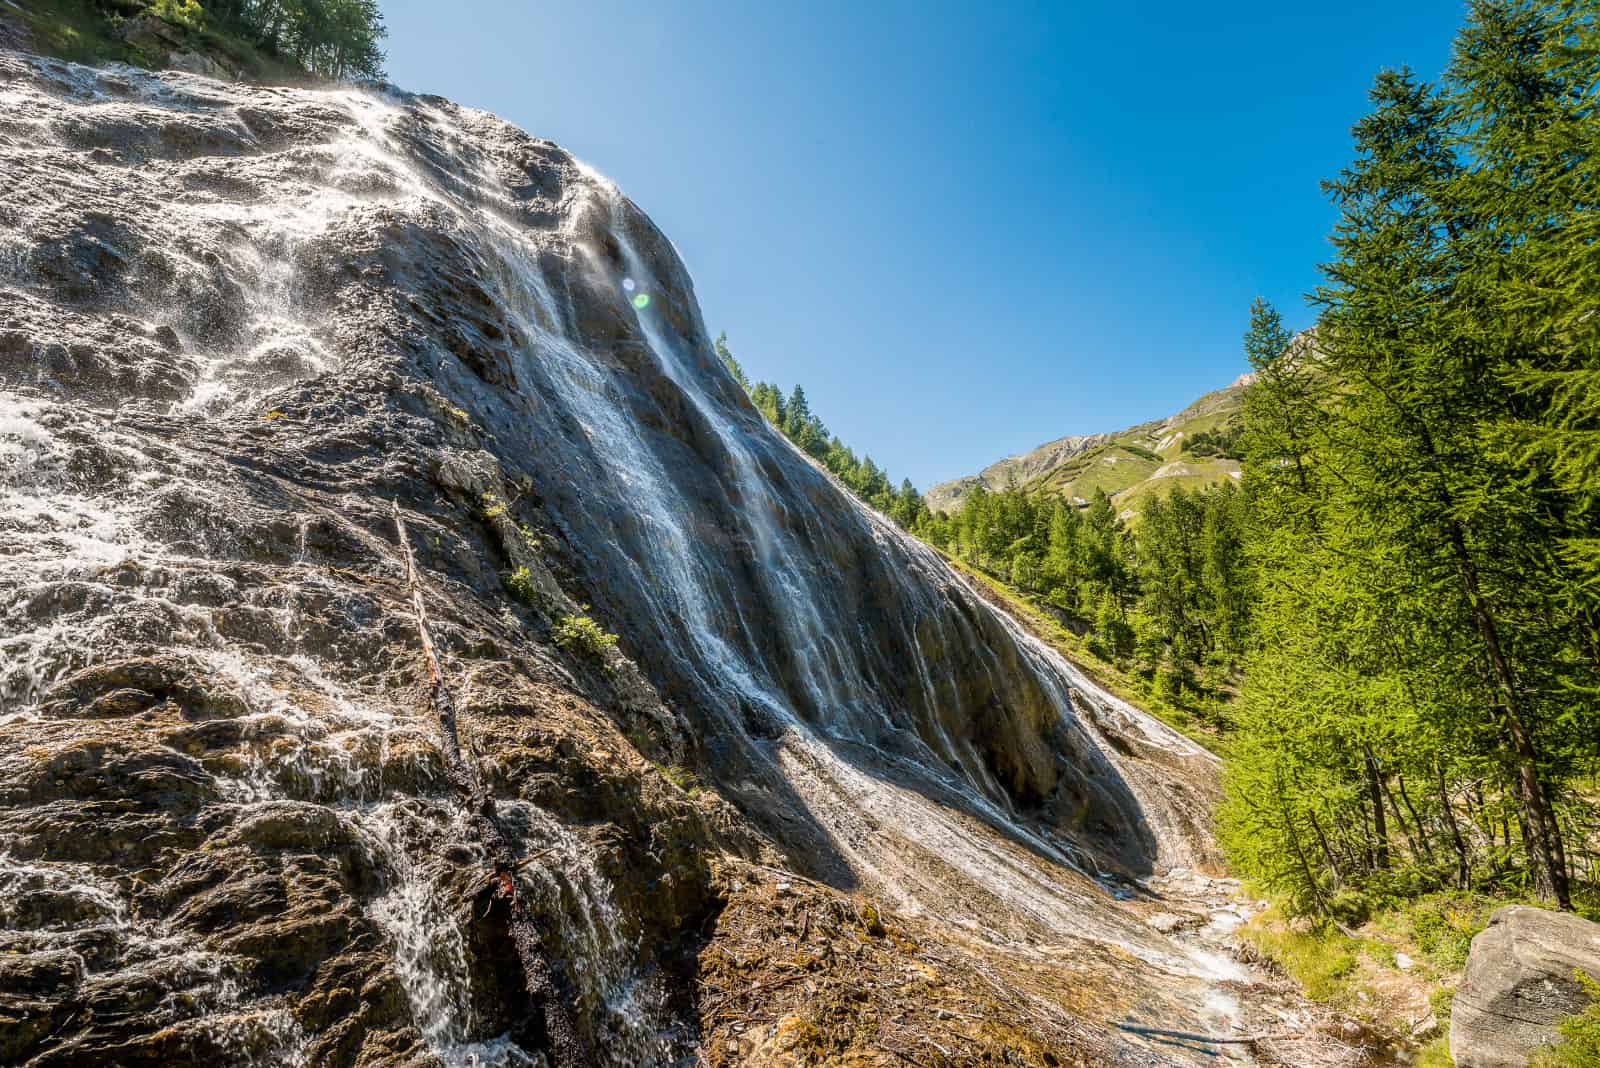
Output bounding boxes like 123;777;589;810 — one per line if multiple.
784;385;812;439
716;332;751;392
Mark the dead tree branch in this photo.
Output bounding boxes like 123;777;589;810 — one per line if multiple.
393;502;585;1068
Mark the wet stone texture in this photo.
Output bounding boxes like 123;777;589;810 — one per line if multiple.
0;46;1263;1068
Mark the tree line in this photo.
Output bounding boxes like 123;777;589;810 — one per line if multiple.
1220;0;1600;916
717;334;931;529
137;0;385;78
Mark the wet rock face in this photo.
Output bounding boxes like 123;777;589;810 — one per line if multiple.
1451;905;1600;1068
0;47;1223;1067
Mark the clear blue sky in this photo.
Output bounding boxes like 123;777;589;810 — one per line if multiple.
381;1;1464;490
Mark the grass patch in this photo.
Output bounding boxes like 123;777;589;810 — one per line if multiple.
1416;1036;1456;1067
13;0;305;80
1238;904;1359;1003
1381;893;1505;973
13;0;143;64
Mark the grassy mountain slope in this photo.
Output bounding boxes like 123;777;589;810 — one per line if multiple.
927;373;1251;520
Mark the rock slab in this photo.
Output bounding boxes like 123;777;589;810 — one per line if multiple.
1451;905;1600;1067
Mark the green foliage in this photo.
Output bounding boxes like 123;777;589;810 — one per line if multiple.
11;0;156;65
1123;444;1164;463
502;566;538;605
655;763;703;796
1238;906;1359;1003
550;614;617;658
715;332;750;391
1219;1;1600;916
187;0;385;78
1416;1037;1456;1068
1535;972;1600;1068
1182;423;1241;459
150;0;205;29
23;0;385;78
1396;895;1504;972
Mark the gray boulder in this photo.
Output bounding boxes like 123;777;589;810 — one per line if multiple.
1451;904;1600;1067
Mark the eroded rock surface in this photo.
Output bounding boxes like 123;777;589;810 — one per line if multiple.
1451;905;1600;1068
1;49;1251;1066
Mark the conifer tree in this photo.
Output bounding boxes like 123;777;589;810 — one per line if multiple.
716;332;751;392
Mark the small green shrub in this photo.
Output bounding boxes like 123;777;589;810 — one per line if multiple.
1398;894;1503;972
1535;972;1600;1067
149;0;204;29
655;763;702;796
551;614;617;658
1328;886;1375;927
1430;984;1456;1023
480;492;507;520
503;566;537;604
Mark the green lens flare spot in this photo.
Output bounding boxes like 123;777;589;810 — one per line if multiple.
631;292;651;310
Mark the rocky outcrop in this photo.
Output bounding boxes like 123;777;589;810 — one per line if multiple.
115;14;241;81
925;431;1113;514
0;47;1249;1066
1451;905;1600;1067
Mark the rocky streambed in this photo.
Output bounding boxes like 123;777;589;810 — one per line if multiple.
1;46;1330;1066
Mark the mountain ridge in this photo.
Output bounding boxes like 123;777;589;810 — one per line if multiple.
926;371;1253;518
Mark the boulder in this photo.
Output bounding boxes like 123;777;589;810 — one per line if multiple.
1451;905;1600;1067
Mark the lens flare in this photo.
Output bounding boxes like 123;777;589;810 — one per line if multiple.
632;292;650;310
622;277;636;292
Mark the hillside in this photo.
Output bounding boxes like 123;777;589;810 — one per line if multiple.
926;372;1251;519
0;0;380;81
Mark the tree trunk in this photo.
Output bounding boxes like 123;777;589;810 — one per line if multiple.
1276;766;1328;916
1365;745;1390;870
1445;524;1570;908
1434;761;1471;889
1381;771;1429;865
1307;809;1343;884
1393;775;1437;865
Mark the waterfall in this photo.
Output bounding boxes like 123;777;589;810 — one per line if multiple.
0;49;1253;1066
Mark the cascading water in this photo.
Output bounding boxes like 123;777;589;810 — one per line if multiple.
0;45;1296;1067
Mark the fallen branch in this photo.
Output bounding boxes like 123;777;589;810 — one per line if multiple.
1117;1022;1305;1045
393;502;586;1068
